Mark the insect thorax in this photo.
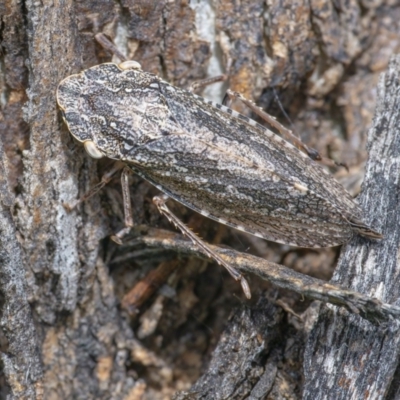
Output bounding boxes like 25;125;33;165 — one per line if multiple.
57;64;171;160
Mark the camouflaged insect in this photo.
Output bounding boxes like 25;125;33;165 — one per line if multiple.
56;61;381;295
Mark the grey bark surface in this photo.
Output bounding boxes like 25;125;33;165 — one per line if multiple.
303;55;400;400
133;226;400;324
1;1;141;399
1;1;400;400
173;297;289;400
0;139;42;399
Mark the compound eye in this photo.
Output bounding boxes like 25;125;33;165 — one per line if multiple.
84;140;103;159
118;60;142;70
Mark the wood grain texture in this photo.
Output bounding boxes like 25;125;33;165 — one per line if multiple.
0;138;42;399
304;55;400;400
1;1;400;399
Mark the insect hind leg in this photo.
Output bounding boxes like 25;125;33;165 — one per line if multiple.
189;75;227;93
223;90;344;168
153;194;251;299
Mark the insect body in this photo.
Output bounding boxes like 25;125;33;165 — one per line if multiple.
57;62;381;295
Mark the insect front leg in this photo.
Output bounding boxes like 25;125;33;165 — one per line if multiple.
110;167;135;245
153;194;251;299
95;33;128;63
64;161;125;211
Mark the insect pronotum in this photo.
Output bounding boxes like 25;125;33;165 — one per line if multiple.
56;53;382;298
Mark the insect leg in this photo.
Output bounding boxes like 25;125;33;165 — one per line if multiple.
223;90;343;167
189;75;227;93
153;194;251;299
95;33;128;62
111;167;135;245
64;162;125;211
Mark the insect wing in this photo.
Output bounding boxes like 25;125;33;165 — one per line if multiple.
126;81;363;247
56;63;378;247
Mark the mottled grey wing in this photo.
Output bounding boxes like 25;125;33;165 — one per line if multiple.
129;130;356;247
159;81;361;218
56;63;378;246
127;81;368;247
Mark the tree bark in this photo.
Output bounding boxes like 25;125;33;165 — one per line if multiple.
303;54;400;400
1;1;400;399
